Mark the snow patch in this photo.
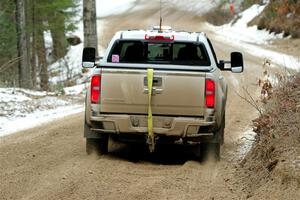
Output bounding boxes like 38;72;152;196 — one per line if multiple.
0;94;29;103
211;30;300;70
244;45;300;70
236;128;257;160
209;4;284;45
0;105;84;137
207;4;300;71
49;43;84;85
240;129;256;154
0;88;85;137
64;84;86;95
235;4;265;27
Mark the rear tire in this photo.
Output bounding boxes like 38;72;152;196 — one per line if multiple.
197;115;224;162
86;136;109;155
84;118;109;155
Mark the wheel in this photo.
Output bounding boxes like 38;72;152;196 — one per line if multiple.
196;115;224;162
86;136;109;155
84;118;109;155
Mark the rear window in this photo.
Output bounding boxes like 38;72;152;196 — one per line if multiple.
107;40;211;66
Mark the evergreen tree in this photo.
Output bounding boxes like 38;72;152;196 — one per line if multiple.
28;0;78;90
0;0;18;87
0;0;79;89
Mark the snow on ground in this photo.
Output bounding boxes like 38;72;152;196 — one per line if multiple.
212;4;284;45
0;104;84;137
49;43;84;85
0;89;31;103
240;44;300;71
235;128;257;161
0;87;86;137
64;84;86;95
207;4;300;71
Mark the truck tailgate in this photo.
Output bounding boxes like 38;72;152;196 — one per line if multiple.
100;68;206;116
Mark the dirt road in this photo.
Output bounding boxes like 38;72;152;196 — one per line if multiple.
0;2;278;200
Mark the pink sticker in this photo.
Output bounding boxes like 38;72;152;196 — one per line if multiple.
112;54;120;63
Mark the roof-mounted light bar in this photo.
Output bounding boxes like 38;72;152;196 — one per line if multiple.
145;34;175;41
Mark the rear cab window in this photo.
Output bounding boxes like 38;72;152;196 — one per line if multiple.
107;40;211;66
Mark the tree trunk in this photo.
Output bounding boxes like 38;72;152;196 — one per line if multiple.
83;0;98;55
37;29;48;91
15;0;33;88
50;24;68;60
31;0;37;88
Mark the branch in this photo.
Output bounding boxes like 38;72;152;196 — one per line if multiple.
0;56;22;73
234;87;263;116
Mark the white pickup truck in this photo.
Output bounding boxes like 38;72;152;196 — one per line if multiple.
82;26;244;160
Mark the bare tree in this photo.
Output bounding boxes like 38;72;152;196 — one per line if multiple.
83;0;98;55
15;0;33;88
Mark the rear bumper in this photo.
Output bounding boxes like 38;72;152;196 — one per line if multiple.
88;114;216;140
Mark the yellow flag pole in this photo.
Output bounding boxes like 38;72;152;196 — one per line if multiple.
147;69;155;152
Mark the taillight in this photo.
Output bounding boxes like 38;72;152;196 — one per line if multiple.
91;75;101;104
205;79;215;108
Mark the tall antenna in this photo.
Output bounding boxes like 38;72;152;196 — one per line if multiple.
159;0;162;32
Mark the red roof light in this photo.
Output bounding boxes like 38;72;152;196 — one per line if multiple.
145;34;174;41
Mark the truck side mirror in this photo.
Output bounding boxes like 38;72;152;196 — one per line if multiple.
82;47;96;68
231;52;244;73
